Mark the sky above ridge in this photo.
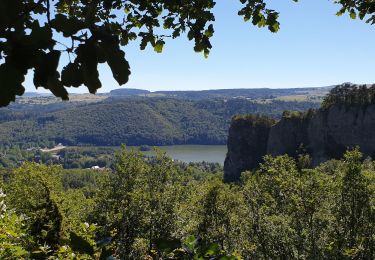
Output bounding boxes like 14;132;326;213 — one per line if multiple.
25;1;375;93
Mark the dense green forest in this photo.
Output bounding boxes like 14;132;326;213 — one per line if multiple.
1;147;374;259
0;97;319;147
322;83;375;109
0;145;117;169
1;86;375;258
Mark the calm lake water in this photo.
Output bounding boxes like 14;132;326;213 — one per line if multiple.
134;145;227;165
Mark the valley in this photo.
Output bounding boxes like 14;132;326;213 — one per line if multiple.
0;87;324;148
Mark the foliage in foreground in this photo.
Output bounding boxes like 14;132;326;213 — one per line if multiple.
0;0;281;106
1;0;374;106
1;147;374;259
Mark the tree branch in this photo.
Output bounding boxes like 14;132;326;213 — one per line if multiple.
20;0;45;19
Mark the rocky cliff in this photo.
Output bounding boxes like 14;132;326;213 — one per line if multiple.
223;115;275;182
224;104;375;182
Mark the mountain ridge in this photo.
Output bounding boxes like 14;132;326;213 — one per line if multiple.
21;85;336;101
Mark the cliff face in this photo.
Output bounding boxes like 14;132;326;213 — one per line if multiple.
224;104;375;182
267;114;310;158
223;116;275;182
308;105;375;165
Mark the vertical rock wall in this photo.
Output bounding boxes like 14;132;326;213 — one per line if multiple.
223;116;275;182
224;105;375;182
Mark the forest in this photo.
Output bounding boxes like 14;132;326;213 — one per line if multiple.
0;97;319;148
0;145;116;169
1;85;374;259
2;86;374;258
1;147;374;259
322;84;375;109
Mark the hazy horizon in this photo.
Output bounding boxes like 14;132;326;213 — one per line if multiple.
24;82;371;95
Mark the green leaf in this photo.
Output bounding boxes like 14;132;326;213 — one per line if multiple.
154;40;165;53
270;22;280;32
184;235;197;251
99;246;113;260
164;17;174;29
219;257;238;260
204;24;214;37
187;30;195;41
203;243;220;256
155;238;181;253
204;49;210;59
69;232;94;255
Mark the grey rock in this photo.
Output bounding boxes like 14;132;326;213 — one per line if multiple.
224;116;274;182
224;105;375;182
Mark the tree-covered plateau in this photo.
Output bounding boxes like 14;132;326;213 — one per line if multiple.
322;83;375;109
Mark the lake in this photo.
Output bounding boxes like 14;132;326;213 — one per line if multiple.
135;145;227;165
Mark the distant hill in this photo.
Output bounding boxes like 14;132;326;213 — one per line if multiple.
110;88;150;96
1;85;339;147
23;92;51;97
21;85;338;100
155;87;333;100
108;86;334;100
9;85;332;114
0;97;320;147
18;86;334;106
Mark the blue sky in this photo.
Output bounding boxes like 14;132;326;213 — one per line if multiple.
25;1;375;93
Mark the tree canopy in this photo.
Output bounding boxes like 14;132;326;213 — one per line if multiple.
1;147;375;258
1;0;374;106
321;83;375;109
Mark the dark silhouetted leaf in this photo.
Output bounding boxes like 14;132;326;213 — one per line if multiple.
100;40;130;85
0;62;25;106
61;62;84;88
46;72;69;100
155;238;181;253
51;14;85;37
69;232;94;255
76;42;101;93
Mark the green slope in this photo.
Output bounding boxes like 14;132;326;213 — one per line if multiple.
0;97;320;147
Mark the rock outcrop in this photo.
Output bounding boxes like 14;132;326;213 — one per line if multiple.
224;104;375;182
223;115;275;182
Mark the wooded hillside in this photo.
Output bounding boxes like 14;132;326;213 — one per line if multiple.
0;97;319;147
